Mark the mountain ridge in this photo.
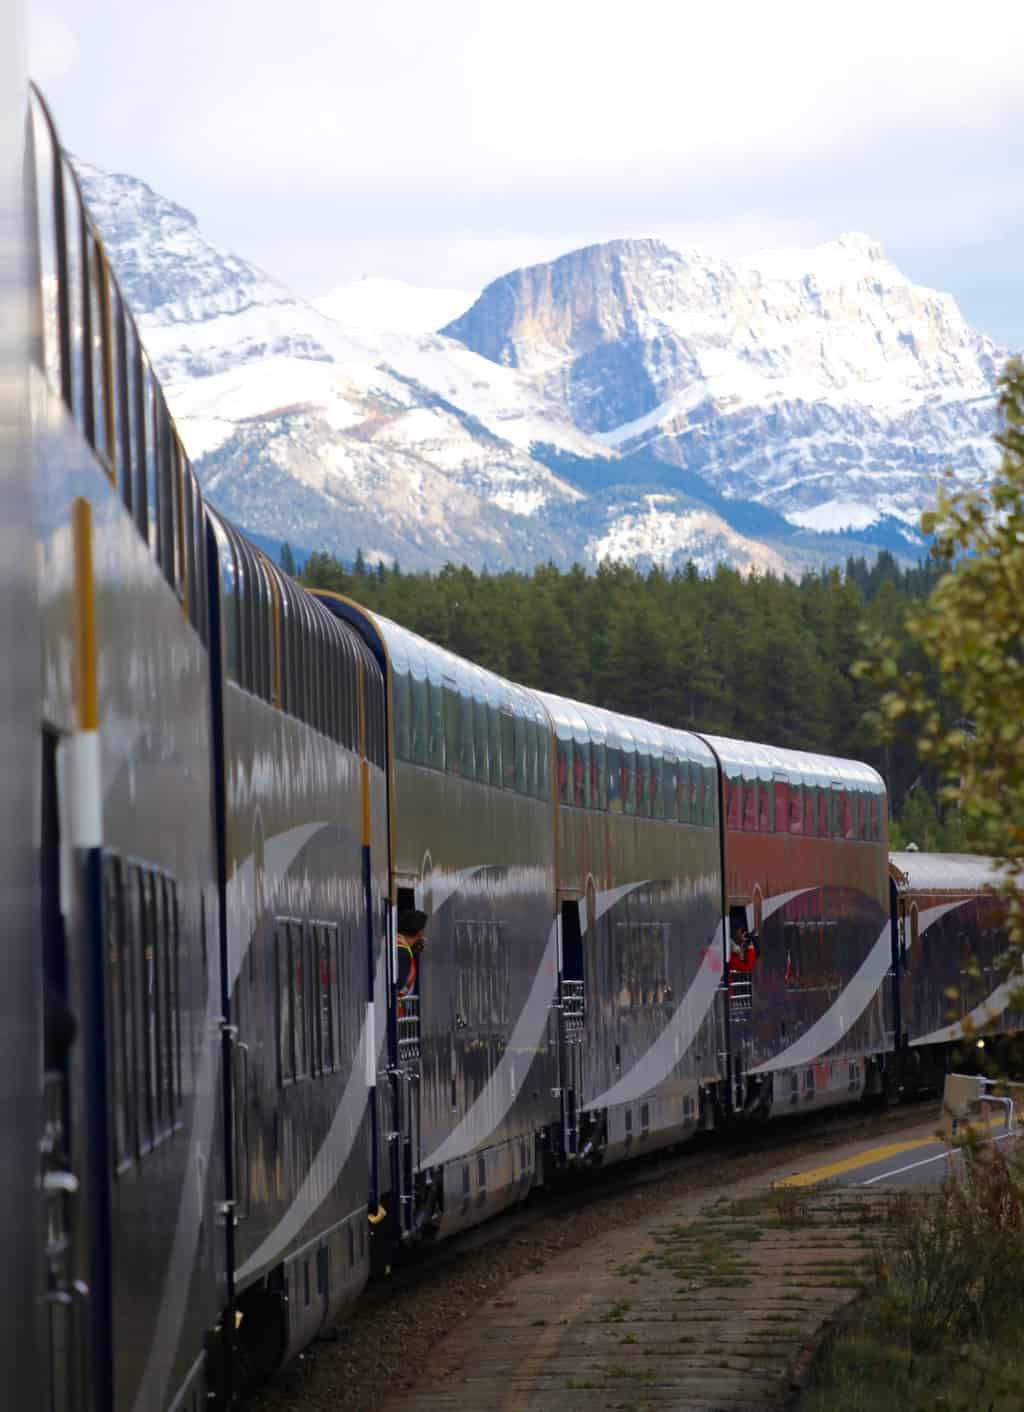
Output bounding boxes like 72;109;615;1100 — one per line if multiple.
73;158;1006;575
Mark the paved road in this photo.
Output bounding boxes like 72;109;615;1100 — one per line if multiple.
774;1110;1020;1190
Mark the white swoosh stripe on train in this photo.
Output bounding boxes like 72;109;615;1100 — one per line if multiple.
583;921;724;1111
134;821;330;1412
908;897;1021;1046
235;952;387;1283
421;880;653;1170
748;901;960;1075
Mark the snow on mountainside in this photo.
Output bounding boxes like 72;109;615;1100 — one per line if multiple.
443;235;1006;534
316;276;474;334
74;161;608;569
75;157;1008;576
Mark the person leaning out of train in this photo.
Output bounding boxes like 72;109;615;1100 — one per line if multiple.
396;909;429;1012
728;922;761;973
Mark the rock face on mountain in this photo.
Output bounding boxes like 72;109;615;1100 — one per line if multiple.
75;158;1007;574
443;235;1004;531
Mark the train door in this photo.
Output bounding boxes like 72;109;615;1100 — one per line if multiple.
558;900;585;1157
42;726;109;1412
393;884;421;1240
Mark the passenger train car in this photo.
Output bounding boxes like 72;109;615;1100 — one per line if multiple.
10;84;1023;1411
890;852;1023;1090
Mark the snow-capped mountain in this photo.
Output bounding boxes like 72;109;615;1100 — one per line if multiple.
442;236;1004;536
74;159;1008;576
316;276;474;335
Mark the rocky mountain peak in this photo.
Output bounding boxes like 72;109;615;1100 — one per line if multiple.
77;152;1007;577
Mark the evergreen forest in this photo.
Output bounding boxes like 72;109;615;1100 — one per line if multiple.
291;545;966;850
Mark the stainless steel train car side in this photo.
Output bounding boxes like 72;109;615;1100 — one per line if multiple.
208;519;388;1384
891;852;1024;1086
316;600;560;1241
29;91;224;1412
3;42;47;1412
700;736;892;1117
536;693;725;1164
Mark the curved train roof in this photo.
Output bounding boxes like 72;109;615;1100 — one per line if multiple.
535;689;718;767
327;595;884;797
890;851;1011;893
366;611;547;726
699;734;886;795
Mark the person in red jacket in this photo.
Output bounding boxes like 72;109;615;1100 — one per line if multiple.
728;922;760;973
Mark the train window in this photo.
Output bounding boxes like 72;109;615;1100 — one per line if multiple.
669;757;683;823
139;362;159;555
301;592;317;727
590;736;605;810
637;752;647;816
742;777;756;831
650;752;665;820
818;788;829;838
87;239;108;470
684;764;695;825
110;297;132;513
869;793;879;841
256;558;271;702
855;793;866;840
607;744;622;813
726;777;741;829
104;855;133;1168
392;666;411;760
442;678;462;774
790;784;804;834
537;718;552;802
279;582;295;715
473;695;489;783
123;323;144;535
298;592;315;727
556;729;571;804
841;790;854;839
409;669;427;764
31;104;62;392
460;692;476;779
427;676;445;771
703;765;717;827
801;786;815;836
574;734;590;807
514;713;530;795
500;709;516;789
623;747;637;817
758;779;771;831
487;702;502;786
181;456;196;623
276;921;294;1084
61;163;86;425
771;776;788;833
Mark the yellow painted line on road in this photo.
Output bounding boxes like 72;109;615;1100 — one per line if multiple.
775;1111;1016;1189
774;1137;937;1188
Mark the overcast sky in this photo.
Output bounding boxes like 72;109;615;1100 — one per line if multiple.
29;0;1024;345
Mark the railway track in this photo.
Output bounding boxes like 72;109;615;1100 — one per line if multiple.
249;1098;937;1412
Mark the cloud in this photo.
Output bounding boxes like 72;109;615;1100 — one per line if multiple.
28;9;79;82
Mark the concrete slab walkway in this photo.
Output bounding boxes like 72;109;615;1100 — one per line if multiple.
387;1161;898;1412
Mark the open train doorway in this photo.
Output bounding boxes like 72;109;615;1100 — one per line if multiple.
558;900;586;1158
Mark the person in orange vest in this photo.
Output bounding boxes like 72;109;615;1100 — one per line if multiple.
396;909;428;1015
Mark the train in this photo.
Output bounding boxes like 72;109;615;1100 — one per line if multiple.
5;83;1022;1412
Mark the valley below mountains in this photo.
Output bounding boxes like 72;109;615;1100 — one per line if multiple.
76;160;1008;577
